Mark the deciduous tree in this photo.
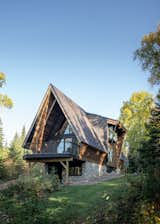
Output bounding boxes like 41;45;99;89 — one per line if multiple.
134;25;160;85
0;72;13;109
119;91;154;171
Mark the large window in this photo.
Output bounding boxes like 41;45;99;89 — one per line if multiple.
56;124;74;153
57;138;72;153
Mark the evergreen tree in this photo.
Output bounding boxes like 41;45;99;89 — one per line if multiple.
9;132;21;160
9;126;27;177
139;91;160;203
20;125;26;143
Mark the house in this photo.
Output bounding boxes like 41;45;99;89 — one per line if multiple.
23;84;126;183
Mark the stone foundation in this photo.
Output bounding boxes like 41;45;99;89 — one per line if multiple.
82;161;106;178
68;161;107;182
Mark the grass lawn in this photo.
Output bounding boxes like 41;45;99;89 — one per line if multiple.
0;176;126;224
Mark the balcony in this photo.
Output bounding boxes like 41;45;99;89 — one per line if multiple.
23;140;79;163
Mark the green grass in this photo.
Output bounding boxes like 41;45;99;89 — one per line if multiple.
0;177;126;224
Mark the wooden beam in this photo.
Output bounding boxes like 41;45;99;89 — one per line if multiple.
30;92;50;151
23;85;52;148
66;161;69;184
46;99;56;121
60;161;69;184
60;161;67;169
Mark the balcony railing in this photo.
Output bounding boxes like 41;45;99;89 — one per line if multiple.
23;140;80;157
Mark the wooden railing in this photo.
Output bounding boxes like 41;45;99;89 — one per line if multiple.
23;140;79;157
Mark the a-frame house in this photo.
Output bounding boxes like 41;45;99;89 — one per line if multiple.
23;84;126;183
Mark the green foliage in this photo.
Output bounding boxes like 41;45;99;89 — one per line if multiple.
1;176;158;224
17;164;60;196
119;91;154;171
0;126;27;180
101;175;160;224
103;175;144;224
138;92;160;203
8;127;27;177
0;164;60;224
0;177;123;224
0;72;13;109
134;25;160;85
0;148;10;179
0;72;6;87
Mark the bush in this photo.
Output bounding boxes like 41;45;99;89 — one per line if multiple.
0;164;61;224
93;175;144;224
17;163;60;196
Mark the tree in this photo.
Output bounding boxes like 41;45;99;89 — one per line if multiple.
139;92;160;201
0;118;4;149
20;125;26;142
9;126;27;177
119;91;154;171
134;25;160;86
0;72;13;108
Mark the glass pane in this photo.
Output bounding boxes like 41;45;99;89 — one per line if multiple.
109;127;117;141
57;139;64;153
65;138;72;152
64;124;72;135
108;148;113;162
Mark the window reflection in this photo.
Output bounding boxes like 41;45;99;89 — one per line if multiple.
65;138;72;153
57;138;72;153
57;139;64;153
64;124;72;135
109;126;117;142
108;147;113;162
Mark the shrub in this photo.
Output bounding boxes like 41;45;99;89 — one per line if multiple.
0;164;61;224
17;163;60;197
100;175;144;224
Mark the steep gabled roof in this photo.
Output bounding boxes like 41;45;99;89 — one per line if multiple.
50;84;106;152
24;84;124;153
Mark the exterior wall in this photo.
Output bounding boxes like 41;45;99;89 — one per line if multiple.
78;144;107;165
115;131;126;169
107;129;126;169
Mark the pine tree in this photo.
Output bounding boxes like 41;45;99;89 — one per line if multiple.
9;132;21;159
20;125;26;143
9;127;27;177
139;91;160;203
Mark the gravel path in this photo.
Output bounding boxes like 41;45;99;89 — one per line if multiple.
68;173;124;186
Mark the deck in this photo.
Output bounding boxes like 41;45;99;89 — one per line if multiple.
23;153;73;162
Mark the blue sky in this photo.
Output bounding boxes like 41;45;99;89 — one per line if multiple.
0;0;159;143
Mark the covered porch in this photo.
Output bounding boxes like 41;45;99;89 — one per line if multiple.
23;153;73;184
